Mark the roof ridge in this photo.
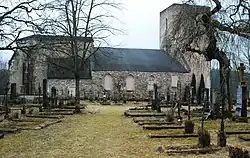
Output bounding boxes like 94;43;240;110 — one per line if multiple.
96;47;164;51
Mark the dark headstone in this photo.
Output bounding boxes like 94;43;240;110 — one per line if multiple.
38;84;41;104
51;87;57;107
43;79;49;108
10;83;16;100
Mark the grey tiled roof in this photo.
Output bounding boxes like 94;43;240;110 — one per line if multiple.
17;35;94;43
47;57;91;79
91;47;188;73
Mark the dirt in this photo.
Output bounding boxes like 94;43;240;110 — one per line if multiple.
0;102;248;158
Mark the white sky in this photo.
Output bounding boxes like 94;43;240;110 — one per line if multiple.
0;0;181;61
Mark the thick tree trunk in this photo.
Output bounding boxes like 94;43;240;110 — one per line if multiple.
75;74;80;104
219;61;225;132
226;67;232;117
216;51;230;116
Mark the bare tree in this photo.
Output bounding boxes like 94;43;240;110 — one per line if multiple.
33;0;123;104
0;0;45;51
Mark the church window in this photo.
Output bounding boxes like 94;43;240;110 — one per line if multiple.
104;74;113;91
147;75;156;91
171;75;178;88
126;75;135;91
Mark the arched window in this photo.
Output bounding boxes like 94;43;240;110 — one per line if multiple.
147;75;156;91
171;75;178;88
104;74;113;91
126;75;135;91
69;87;75;97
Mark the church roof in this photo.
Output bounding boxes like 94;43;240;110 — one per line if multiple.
17;35;94;43
47;57;91;79
91;47;188;73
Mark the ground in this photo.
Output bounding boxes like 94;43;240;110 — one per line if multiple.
1;102;250;158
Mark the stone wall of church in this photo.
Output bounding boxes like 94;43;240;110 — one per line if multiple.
48;70;192;100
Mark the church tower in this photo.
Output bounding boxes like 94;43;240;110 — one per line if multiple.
160;3;211;89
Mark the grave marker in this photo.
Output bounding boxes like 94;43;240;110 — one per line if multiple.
10;83;16;100
235;85;242;117
238;63;247;117
43;79;49;109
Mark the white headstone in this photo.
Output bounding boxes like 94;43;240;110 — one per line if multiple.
235;85;242;117
171;76;178;87
69;87;76;97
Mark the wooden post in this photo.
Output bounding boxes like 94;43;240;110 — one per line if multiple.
43;79;49;109
238;63;247;117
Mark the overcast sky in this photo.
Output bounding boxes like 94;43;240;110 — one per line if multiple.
1;0;181;61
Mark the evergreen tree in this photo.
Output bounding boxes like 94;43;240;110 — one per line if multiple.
197;74;205;104
191;73;196;103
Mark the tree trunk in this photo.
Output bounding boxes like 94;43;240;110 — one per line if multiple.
219;61;225;127
226;67;232;117
75;74;80;105
216;51;230;116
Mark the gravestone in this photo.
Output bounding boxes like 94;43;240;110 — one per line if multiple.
177;80;181;100
51;87;57;107
4;82;10;117
152;83;161;112
10;83;16;100
204;88;209;110
183;85;190;102
238;63;247;117
43;79;49;109
235;85;242;117
38;84;41;104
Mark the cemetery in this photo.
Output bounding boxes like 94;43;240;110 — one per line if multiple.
122;64;250;157
1;63;250;157
1;1;250;157
0;78;86;139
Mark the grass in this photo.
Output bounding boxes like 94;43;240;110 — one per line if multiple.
0;102;249;157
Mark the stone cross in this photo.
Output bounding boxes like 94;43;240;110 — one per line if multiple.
238;63;247;117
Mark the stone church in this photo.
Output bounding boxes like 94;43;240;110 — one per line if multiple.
8;4;211;100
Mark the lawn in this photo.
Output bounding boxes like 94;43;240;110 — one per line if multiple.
0;102;249;158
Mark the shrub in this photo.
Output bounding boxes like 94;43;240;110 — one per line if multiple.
184;120;194;134
13;112;19;119
21;106;26;115
74;105;81;114
217;131;226;147
166;113;174;122
28;108;34;115
198;128;211;148
228;146;250;158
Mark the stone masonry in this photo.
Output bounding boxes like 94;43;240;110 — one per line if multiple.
48;71;192;100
